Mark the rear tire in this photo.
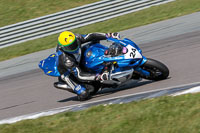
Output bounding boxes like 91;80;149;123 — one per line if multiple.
141;58;169;81
85;83;101;95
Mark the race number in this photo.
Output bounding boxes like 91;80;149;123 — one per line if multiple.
130;48;136;58
124;45;142;59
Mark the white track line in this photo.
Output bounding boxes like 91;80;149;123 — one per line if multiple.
171;86;200;96
0;81;200;125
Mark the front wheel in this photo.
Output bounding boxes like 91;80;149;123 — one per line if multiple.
141;58;169;81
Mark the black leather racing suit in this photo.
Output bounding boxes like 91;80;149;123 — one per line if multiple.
56;33;108;92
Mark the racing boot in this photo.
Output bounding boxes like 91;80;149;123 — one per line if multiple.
74;85;90;101
60;74;90;100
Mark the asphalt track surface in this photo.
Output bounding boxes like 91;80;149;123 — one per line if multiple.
1;13;200;120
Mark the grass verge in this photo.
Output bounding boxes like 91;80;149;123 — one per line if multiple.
0;0;200;61
0;0;100;27
1;93;200;133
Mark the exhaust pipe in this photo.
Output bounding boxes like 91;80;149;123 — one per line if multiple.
54;82;75;93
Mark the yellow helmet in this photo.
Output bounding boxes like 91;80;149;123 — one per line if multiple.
58;31;79;53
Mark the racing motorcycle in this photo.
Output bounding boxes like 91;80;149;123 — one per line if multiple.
39;38;169;99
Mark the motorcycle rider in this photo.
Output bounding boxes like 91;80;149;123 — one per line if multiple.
54;31;120;100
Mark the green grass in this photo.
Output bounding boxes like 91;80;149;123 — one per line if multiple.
1;93;200;133
0;0;200;61
0;0;100;27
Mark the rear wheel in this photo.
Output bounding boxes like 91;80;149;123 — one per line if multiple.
85;83;101;95
141;58;169;81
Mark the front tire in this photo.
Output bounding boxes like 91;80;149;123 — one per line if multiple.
141;58;169;81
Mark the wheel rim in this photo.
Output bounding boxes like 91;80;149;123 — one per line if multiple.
142;66;163;79
152;67;163;77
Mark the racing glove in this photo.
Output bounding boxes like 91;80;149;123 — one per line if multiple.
106;32;120;40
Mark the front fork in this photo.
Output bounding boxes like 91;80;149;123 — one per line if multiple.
134;57;150;77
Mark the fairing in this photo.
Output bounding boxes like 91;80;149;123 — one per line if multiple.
38;51;62;77
39;38;148;77
83;38;147;72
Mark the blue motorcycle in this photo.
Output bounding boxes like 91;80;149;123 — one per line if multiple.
39;38;169;99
